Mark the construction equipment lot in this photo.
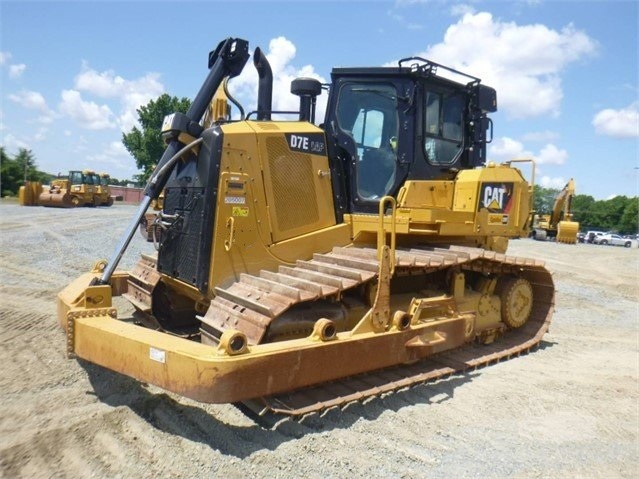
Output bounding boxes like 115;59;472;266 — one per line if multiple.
1;202;637;478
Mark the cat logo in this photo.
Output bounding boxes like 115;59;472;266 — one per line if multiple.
479;182;514;213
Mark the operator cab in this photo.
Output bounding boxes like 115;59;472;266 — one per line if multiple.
323;59;496;215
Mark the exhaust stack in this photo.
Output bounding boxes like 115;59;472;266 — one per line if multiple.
253;47;273;121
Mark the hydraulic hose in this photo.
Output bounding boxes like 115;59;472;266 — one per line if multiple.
97;137;203;285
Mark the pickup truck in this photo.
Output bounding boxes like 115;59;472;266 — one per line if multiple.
593;233;632;247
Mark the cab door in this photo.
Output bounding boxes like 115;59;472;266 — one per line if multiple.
331;81;401;213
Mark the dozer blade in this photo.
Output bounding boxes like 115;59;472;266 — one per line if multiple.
38;191;74;208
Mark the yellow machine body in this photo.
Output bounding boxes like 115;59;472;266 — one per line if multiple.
58;38;555;418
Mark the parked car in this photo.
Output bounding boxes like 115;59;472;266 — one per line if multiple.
585;231;605;243
593;233;632;247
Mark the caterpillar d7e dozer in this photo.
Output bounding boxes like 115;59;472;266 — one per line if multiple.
58;38;554;418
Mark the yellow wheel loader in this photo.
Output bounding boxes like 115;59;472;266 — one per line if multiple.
58;38;554;418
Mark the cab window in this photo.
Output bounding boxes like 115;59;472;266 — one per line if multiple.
336;83;399;199
424;91;464;165
69;171;83;185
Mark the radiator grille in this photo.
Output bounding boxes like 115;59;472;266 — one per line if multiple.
157;187;205;285
266;136;319;232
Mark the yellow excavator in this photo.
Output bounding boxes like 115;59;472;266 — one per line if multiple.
58;38;554;418
531;179;579;244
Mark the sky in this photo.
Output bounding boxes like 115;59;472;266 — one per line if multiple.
1;0;637;200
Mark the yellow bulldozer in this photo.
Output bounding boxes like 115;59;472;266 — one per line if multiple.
58;38;554;418
19;169;114;207
531;178;579;244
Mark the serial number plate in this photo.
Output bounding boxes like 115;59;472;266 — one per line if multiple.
149;347;166;364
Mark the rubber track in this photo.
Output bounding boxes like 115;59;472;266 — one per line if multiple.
222;244;555;418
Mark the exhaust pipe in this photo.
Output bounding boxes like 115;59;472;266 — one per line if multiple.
253;47;272;121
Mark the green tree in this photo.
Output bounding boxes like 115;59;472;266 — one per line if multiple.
0;148;53;196
122;94;191;184
617;197;638;235
14;148;47;182
0;147;20;196
571;194;596;228
532;184;560;214
604;195;629;231
1;148;36;196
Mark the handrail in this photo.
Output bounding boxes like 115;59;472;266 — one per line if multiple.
377;196;397;274
503;158;536;207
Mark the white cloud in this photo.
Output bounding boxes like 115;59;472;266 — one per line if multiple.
86;140;137;175
449;3;475;17
416;11;597;119
1;133;29;151
592;102;639;138
119;88;162;132
59;89;116;130
539;176;567;189
75;64;125;97
74;65;165;131
489;136;533;161
265;37;297;73
8;90;57;123
489;137;566;165
9;64;26;78
537;143;567;165
9;90;48;111
1;52;27;80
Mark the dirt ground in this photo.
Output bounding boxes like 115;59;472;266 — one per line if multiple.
0;201;637;479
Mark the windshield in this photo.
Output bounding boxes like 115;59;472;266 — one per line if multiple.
69;171;84;185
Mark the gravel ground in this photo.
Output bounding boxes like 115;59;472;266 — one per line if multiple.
0;201;637;479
